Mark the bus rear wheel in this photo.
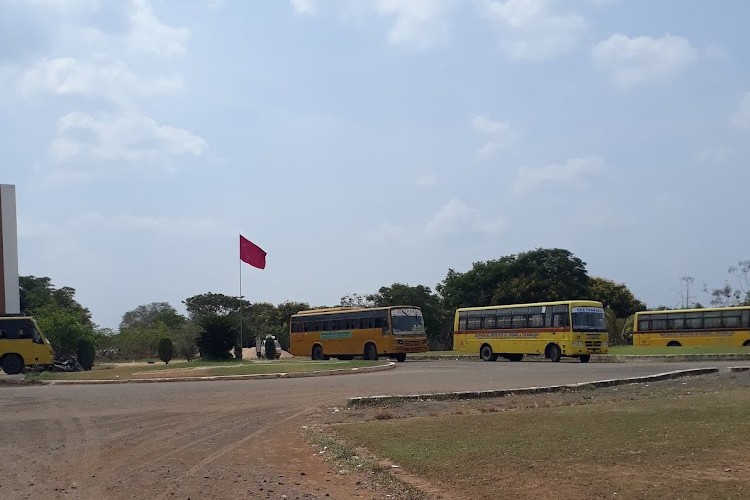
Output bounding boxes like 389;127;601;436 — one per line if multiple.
311;345;324;361
480;345;498;362
667;341;682;347
579;354;591;363
364;343;378;361
395;353;406;362
1;354;24;375
744;340;750;347
547;344;562;362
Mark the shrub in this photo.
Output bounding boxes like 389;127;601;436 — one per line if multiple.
158;338;174;364
197;316;238;359
76;338;96;371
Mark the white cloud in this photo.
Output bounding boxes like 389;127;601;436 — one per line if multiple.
732;92;750;129
477;0;586;59
290;0;316;16
426;198;504;236
472;114;514;160
513;155;605;193
50;111;207;164
415;174;438;187
22;57;183;98
376;0;459;48
592;33;699;89
127;0;190;56
697;144;730;165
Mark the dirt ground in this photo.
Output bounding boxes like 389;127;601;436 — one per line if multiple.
1;363;747;499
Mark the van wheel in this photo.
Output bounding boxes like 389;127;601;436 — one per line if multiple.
547;344;562;362
1;354;24;375
579;354;591;363
311;345;324;361
480;345;498;362
364;343;378;361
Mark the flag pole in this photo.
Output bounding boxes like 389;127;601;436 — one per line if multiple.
239;256;243;350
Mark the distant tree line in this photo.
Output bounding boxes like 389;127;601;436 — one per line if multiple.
20;248;749;362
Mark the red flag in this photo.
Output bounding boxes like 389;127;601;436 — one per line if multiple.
240;235;266;269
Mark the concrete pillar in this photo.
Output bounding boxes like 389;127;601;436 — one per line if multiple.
0;184;20;315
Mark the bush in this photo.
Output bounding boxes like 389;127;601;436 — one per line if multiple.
76;338;96;371
197;316;238;359
158;337;174;364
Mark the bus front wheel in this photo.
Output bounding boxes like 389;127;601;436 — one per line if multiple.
363;344;378;361
547;344;562;362
311;345;324;361
480;345;498;362
1;354;24;375
396;353;406;362
579;354;591;363
744;340;750;347
667;341;682;347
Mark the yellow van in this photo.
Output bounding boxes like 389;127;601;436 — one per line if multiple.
0;315;55;374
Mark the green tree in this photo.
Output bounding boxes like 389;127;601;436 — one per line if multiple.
158;338;174;364
197;316;238;359
183;293;248;321
173;321;200;361
589;277;646;318
120;302;185;331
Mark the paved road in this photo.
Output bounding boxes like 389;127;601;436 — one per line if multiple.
0;359;742;499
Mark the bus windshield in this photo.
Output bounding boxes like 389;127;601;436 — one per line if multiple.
391;308;425;335
571;307;607;332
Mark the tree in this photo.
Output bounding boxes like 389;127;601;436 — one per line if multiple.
183;293;248;321
197;316;238;359
589;277;646;318
340;293;374;308
438;248;590;310
158;338;174;364
120;302;185;331
173;322;200;362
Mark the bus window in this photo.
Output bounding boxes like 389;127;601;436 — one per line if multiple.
497;310;512;329
722;311;741;328
467;311;481;330
511;308;527;328
482;311;497;329
704;312;721;329
457;312;467;331
528;306;544;328
685;313;702;329
666;313;684;330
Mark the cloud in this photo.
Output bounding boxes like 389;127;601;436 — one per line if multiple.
376;0;459;48
22;57;183;98
290;0;316;16
477;0;586;59
732;92;750;129
472;114;514;160
49;111;208;164
415;174;438;187
592;33;699;88
126;0;190;56
513;155;605;193
426;198;504;236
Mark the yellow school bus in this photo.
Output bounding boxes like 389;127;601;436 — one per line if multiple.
289;306;428;362
453;300;608;362
0;315;55;374
633;306;750;347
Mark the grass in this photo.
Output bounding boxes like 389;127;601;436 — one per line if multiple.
27;358;382;381
610;345;750;355
329;376;750;499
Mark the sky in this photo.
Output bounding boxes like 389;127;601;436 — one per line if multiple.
1;0;749;330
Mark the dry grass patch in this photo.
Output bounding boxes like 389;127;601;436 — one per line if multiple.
328;373;750;499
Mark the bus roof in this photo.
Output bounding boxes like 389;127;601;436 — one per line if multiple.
636;305;750;316
292;305;421;317
455;300;603;313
